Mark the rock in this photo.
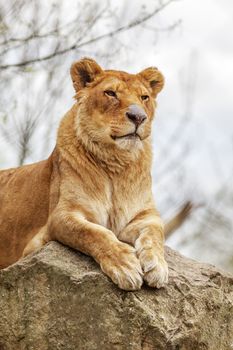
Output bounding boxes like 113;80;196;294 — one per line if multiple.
0;242;232;350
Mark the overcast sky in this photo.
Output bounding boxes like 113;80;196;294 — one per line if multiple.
159;0;233;194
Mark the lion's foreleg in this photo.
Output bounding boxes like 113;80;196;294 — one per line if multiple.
118;208;168;288
46;208;143;291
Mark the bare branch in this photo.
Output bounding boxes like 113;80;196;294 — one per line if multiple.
0;0;178;70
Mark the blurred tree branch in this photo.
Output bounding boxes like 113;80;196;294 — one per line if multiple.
0;0;178;70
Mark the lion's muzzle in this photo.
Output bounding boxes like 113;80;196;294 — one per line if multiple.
126;104;147;127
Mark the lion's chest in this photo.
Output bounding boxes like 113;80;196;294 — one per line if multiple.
107;193;142;236
90;176;148;236
69;166;150;236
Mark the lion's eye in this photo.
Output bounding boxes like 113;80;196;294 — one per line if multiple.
104;90;117;97
141;95;149;101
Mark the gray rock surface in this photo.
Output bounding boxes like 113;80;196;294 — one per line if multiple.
0;242;232;350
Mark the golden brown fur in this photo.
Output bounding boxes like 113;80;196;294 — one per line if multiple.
0;58;168;290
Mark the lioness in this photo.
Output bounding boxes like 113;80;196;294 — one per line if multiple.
0;58;168;290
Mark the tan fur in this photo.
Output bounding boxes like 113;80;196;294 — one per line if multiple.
0;58;168;290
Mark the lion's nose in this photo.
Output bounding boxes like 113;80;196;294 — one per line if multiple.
126;104;147;126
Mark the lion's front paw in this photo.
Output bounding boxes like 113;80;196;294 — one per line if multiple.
100;243;143;291
135;239;168;288
143;255;168;288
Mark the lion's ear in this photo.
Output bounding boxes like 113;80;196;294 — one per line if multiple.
138;67;164;98
70;57;103;92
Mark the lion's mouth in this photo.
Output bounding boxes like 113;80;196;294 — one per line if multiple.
111;132;141;141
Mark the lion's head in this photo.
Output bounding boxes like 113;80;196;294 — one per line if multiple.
70;58;164;152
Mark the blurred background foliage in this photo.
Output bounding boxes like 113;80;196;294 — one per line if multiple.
0;0;232;272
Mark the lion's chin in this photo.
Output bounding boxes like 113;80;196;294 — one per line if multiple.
113;135;143;151
111;132;141;141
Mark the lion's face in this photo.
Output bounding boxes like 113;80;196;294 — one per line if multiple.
71;58;164;151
